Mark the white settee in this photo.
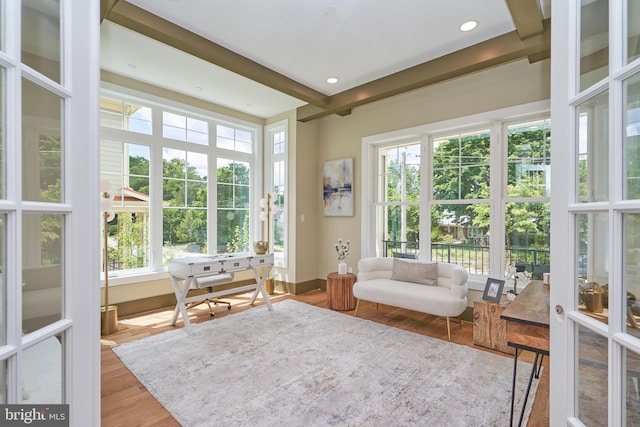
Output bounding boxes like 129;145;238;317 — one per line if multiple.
353;257;469;341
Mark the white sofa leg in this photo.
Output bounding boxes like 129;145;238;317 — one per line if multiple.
446;317;451;341
354;299;360;317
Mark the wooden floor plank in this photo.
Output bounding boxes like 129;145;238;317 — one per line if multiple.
101;290;549;426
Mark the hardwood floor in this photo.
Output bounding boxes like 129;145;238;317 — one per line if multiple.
101;289;549;426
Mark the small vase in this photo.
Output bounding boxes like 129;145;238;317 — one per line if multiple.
338;261;347;275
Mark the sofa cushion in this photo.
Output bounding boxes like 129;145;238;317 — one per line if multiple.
391;258;438;286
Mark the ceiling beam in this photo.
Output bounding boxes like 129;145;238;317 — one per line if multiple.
103;0;331;108
505;0;544;40
296;19;551;122
100;0;120;24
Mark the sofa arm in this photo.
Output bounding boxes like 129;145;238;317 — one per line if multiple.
449;282;469;299
436;263;469;298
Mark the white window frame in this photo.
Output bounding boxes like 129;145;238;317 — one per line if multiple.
362;100;550;291
100;85;263;285
264;119;288;268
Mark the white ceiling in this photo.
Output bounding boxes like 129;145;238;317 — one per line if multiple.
100;0;551;119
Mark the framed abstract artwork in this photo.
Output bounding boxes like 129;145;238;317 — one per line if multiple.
323;158;354;216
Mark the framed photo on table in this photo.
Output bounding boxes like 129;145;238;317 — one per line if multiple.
482;278;505;302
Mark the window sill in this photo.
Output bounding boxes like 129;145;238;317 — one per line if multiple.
467;276;490;292
101;270;170;287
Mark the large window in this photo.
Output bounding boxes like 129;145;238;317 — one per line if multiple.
100;91;261;277
100;141;150;272
216;159;250;253
377;142;421;257
431;130;491;275
366;103;550;286
504;119;551;277
265;120;288;267
162;148;208;261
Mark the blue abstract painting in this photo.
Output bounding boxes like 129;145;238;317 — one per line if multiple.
323;158;353;216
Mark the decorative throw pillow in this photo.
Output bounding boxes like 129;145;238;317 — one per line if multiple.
391;258;438;286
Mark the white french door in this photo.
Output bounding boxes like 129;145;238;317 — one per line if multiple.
0;1;100;425
551;0;640;425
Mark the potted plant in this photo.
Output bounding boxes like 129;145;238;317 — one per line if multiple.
335;238;350;274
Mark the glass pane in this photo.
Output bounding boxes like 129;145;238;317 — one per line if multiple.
431;203;489;275
579;0;609;91
507;119;551;198
577;325;608;425
217;209;248;253
162;207;208;261
126;104;152;135
505;202;551;280
22;213;63;334
378;143;421;203
0;360;5;403
187;181;206;207
163;148;186;179
624;213;640;336
100;142;151;273
577;212;609;325
626;72;640;200
433;130;490;201
273;130;285;155
216;125;253;153
272;160;286;263
625;348;640;425
0;215;5;345
187;152;207;181
628;0;640;64
382;205;420;258
22;0;61;83
22;334;63;403
577;91;609;202
22;79;63;202
100;97;152;135
186;117;208;145
234;184;249;209
0;68;4;199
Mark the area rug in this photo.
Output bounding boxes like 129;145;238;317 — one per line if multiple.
113;299;540;426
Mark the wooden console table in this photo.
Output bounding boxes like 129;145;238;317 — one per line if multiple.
326;272;357;311
501;280;550;427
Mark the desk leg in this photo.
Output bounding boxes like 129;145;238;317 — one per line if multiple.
170;276;194;328
509;348;544;427
510;349;519;427
248;265;273;311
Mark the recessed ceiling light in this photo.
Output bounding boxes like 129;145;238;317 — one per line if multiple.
195;86;203;91
459;21;478;32
327;77;339;84
127;63;136;69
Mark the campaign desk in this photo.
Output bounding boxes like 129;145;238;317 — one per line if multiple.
168;253;274;331
500;280;550;427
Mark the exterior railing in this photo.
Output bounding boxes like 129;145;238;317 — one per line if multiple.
382;240;550;277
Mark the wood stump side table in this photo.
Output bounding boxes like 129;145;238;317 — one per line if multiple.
326;272;357;311
473;297;514;355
